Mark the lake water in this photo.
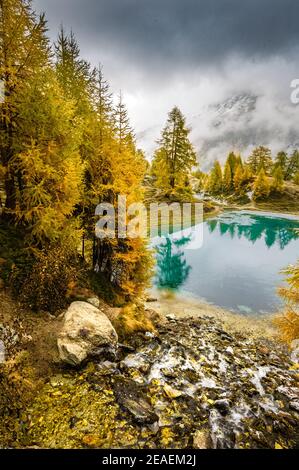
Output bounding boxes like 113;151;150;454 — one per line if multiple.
152;210;299;315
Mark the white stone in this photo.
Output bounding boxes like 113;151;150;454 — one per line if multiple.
57;301;118;366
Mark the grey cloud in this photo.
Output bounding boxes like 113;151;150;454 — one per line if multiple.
34;0;299;69
32;1;299;163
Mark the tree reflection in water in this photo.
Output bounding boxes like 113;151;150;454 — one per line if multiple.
208;214;299;250
155;236;192;291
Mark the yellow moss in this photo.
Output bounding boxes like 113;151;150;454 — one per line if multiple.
160;427;176;448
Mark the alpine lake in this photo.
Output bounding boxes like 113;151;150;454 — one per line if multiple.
152;210;299;315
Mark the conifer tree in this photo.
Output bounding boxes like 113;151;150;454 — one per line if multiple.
114;92;134;152
248;146;272;175
226;152;238;178
90;93;152;301
0;0;49;213
13;67;84;247
234;164;244;194
253;168;270;200
285;150;299;181
151;107;196;194
207;160;222;195
272;165;284;193
55;27;93;113
274;151;287;177
223;160;233;193
242;164;252;188
94;65;114;142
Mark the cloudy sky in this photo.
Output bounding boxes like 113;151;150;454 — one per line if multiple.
33;0;299;166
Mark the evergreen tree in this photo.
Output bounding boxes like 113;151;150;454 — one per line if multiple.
223;160;233;193
151;107;196;194
285;150;299;181
272;165;284;193
90;93;152;301
55;27;93;112
248;146;272;175
274;151;287;177
94;64;114;142
293;171;299;186
242;164;252;188
253;168;270;200
13;67;84;246
234;164;244;194
114;91;134;152
226;152;238;177
207;160;222;194
235;154;243;169
0;0;49;213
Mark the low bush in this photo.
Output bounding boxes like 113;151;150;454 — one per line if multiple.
274;262;299;344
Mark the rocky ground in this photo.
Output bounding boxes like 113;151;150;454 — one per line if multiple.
1;293;299;450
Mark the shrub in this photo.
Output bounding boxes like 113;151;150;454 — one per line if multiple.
274;262;299;344
112;304;155;341
20;245;80;313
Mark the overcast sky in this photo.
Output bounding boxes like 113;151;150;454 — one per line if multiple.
33;0;299;162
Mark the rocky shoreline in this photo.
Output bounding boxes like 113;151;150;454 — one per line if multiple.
1;297;298;449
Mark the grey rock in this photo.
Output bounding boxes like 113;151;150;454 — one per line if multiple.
57;301;118;366
289;400;299;412
214;399;231;416
277;386;299;401
86;297;100;308
193;430;209;449
113;377;158;424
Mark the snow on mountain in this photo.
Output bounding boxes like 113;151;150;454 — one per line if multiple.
136;92;299;170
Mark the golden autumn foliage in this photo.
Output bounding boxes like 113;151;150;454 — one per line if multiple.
13;68;85;247
0;1;153;312
274;262;299;344
112;304;155;341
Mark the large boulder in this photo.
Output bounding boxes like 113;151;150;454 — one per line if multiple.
57;301;118;366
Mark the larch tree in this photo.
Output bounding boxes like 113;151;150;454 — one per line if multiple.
14;67;84;247
0;0;49;214
151;106;196;195
82;65;115;263
285;150;299;181
226;152;238;178
274;151;288;177
207;160;222;195
223;159;233;193
90;93;152;302
54;27;93;114
234;164;245;195
272;166;284;193
114;91;134;152
54;28;97;258
253;168;270;200
248;146;272;175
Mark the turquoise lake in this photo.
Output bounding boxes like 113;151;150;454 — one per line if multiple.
152;210;299;315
